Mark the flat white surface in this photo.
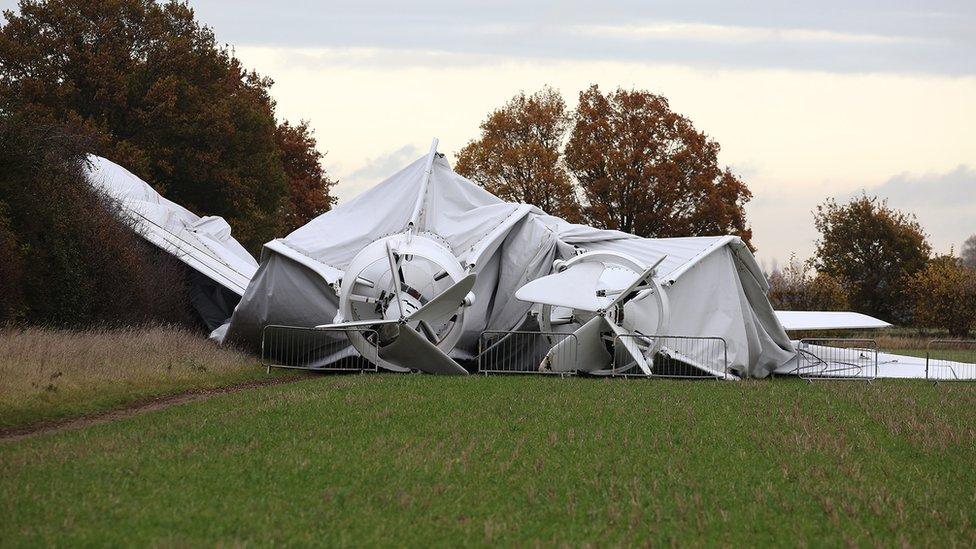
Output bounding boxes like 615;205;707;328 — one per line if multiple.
515;262;606;312
775;311;891;331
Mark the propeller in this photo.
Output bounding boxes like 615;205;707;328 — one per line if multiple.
517;251;671;376
320;270;476;375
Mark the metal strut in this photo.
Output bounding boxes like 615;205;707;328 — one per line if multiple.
407;137;439;238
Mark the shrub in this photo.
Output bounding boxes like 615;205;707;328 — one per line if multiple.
813;194;930;324
767;255;850;311
911;256;976;338
0;106;195;327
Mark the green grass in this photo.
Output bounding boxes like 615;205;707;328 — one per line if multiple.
2;375;975;546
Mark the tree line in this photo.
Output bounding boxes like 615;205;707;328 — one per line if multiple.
0;0;334;326
767;197;976;336
458;85;975;336
0;0;335;253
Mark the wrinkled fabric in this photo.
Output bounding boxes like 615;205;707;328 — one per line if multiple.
85;155;258;295
224;152;795;377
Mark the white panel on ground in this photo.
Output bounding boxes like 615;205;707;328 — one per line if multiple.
775;311;891;331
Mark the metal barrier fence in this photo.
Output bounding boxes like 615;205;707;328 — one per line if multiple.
611;334;730;379
794;339;878;381
478;331;579;375
261;325;379;373
926;340;976;382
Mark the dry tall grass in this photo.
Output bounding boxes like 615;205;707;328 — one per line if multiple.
789;327;960;353
0;326;264;429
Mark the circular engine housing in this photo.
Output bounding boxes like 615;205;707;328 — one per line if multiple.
336;234;467;371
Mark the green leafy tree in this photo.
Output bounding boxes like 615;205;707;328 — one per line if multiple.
0;106;194;326
0;0;333;251
813;194;931;323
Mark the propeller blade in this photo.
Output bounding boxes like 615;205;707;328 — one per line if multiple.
541;315;612;373
605;255;666;310
385;240;406;319
378;323;469;375
408;273;476;325
516;262;606;312
606;320;652;375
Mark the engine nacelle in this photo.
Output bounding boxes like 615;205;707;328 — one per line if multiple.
336;234;470;372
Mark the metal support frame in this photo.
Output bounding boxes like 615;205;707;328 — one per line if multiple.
611;334;730;380
794;338;878;381
261;325;379;373
407;138;439;236
926;339;976;382
477;331;579;375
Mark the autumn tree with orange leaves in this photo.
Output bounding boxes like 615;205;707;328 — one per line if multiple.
566;85;752;245
0;0;334;251
456;87;582;222
276;121;336;233
458;85;753;245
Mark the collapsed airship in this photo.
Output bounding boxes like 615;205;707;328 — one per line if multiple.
219;140;808;378
90;140;967;380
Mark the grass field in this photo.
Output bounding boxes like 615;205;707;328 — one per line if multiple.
0;327;273;430
2;375;975;546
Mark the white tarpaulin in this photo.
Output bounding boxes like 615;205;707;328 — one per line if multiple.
85;155;258;295
223;152;797;378
85;155;258;328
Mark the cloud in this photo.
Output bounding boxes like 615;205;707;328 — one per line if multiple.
181;0;975;75
746;167;976;265
866;165;976;207
3;0;972;74
345;144;422;182
852;166;976;254
571;23;915;45
333;144;423;201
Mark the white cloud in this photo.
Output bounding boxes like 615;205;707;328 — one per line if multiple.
334;144;423;202
860;166;976;255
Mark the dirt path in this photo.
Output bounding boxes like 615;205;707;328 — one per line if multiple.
0;374;307;443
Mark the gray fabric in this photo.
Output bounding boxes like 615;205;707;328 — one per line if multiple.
223;252;340;352
187;271;240;331
223;151;797;377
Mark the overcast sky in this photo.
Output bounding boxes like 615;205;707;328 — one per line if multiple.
5;0;973;265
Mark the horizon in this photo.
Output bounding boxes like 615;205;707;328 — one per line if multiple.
4;0;972;265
